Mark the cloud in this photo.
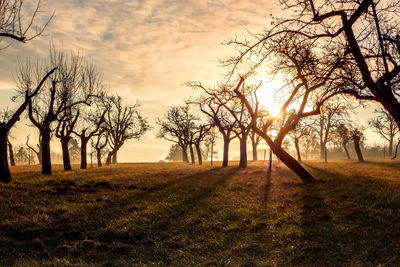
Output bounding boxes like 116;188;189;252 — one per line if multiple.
0;0;279;161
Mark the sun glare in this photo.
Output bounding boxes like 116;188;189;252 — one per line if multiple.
249;77;285;118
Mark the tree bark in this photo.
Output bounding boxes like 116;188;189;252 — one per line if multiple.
222;136;230;167
195;143;202;166
8;142;15;166
106;151;112;165
60;138;72;171
80;138;88;169
252;140;258;161
389;136;393;157
182;145;189;163
0;127;11;183
112;151;117;164
239;133;248;168
96;148;102;167
272;144;316;183
41;128;52;175
294;138;302;163
353;136;364;162
189;144;195;164
343;142;351;159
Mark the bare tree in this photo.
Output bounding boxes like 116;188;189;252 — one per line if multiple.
368;109;399;157
288;120;313;163
73;100;107;169
55;107;79;170
0;65;55;182
243;0;400;133
91;129;108;167
26;134;41;164
157;105;196;163
188;95;237;167
335;123;353;160
104;95;149;165
227;33;342;182
352;128;365;162
25;48;95;175
249;122;263;161
0;0;53;45
310;100;349;161
188;82;255;168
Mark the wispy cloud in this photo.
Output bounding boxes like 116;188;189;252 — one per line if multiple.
0;0;278;161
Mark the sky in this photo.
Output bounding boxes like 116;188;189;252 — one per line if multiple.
0;0;383;163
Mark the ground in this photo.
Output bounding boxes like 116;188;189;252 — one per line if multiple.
1;159;400;266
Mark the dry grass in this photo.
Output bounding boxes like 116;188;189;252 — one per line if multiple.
1;159;400;266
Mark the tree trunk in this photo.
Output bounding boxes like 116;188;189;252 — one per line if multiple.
189;144;195;164
0;127;11;183
343;142;351;159
239;133;248;168
61;138;72;171
222;136;230;167
80;138;88;169
96;148;102;167
112;151;117;164
320;142;324;160
294;138;302;163
106;151;112;165
389;136;393;157
252;141;258;161
272;144;316;183
182;145;189;163
8;142;15;166
195;143;202;166
324;145;328;163
353;136;364;162
41;128;52;175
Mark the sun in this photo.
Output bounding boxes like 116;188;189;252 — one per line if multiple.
248;77;285;118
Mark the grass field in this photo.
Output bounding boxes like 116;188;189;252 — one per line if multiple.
1;159;400;266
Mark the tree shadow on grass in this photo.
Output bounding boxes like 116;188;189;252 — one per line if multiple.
291;166;400;266
0;166;240;265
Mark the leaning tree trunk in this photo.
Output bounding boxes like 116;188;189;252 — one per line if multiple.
252;141;258;161
294;138;302;163
41;128;52;175
0;127;11;183
60;139;72;171
343;142;351;159
189;144;195;164
96;148;102;167
353;136;364;162
8;142;15;166
239;133;248;168
195;143;202;166
272;144;316;183
80;138;88;169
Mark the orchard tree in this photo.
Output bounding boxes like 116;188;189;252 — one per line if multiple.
244;0;400;133
368;109;399;157
188;95;237;167
104;95;149;164
157;105;196;163
26;48;95;175
0;66;55;182
227;33;343;182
